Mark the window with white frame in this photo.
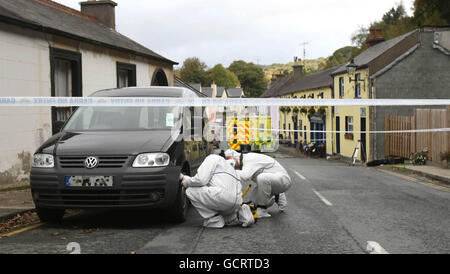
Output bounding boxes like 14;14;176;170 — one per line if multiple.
355;73;361;98
339;77;344;97
345;116;354;133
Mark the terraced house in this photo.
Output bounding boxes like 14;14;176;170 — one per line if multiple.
0;0;177;188
262;63;336;155
263;26;450;163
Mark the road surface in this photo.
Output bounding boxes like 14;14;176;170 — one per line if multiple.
0;151;449;254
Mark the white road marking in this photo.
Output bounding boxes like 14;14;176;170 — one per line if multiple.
366;241;389;254
313;190;333;206
292;170;306;180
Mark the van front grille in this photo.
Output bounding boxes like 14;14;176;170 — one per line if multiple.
59;156;129;168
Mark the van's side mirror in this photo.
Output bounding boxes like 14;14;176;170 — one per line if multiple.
53;120;66;134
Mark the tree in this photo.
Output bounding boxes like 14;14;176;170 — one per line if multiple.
205;64;240;88
413;0;449;26
179;57;209;86
350;3;415;51
228;60;267;98
319;46;360;70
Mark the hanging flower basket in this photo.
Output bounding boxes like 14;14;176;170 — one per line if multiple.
317;107;326;117
307;107;316;116
292;107;299;114
300;107;308;115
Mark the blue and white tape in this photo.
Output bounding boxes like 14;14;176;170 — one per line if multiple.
0;97;449;107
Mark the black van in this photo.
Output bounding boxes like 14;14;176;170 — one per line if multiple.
30;87;211;223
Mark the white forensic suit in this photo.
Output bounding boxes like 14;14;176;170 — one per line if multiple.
181;154;254;228
226;150;291;213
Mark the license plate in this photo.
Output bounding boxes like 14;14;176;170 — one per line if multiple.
65;176;113;187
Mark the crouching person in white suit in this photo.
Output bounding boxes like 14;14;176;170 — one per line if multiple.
225;149;291;217
179;154;255;228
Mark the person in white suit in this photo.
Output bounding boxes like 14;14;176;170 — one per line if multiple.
225;149;291;217
180;154;255;228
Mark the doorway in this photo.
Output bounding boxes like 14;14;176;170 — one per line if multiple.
360;117;367;162
336;116;340;154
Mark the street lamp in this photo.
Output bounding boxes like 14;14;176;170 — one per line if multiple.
346;58;358;80
346;58;366;90
347;58;366;97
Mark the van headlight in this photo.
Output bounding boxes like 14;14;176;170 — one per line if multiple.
133;153;170;167
32;154;54;168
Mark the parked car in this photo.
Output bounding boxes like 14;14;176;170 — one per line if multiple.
30;87;211;223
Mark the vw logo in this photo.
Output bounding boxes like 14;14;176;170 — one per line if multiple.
84;156;99;169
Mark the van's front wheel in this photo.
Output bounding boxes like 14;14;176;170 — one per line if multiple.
168;186;188;223
36;207;65;223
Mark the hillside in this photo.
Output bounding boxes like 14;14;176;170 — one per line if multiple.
262;58;327;80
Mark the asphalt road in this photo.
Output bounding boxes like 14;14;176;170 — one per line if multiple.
0;151;449;254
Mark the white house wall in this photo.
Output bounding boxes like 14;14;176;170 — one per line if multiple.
0;22;52;187
0;23;174;188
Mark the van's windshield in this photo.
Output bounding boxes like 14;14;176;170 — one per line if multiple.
64;106;181;131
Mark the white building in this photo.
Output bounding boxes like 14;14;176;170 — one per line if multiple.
0;0;176;188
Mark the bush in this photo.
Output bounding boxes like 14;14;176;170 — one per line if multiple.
440;151;450;162
410;148;428;165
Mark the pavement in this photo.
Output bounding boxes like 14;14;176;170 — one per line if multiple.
401;164;450;184
0;188;34;222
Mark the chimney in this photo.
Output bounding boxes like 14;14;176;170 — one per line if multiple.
211;81;217;98
367;27;385;47
80;0;117;29
292;64;304;79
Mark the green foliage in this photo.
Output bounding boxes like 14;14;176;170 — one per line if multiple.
351;26;370;50
413;0;450;26
319;46;360;70
350;1;448;53
410;148;428;165
229;60;268;98
205;64;240;89
440;151;450;161
350;3;416;52
263;59;326;80
317;107;326;117
179;57;209;86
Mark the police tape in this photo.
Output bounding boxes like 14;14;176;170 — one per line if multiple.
217;125;450;134
0;97;450;107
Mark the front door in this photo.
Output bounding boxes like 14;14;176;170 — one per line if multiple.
360;117;367;162
336;116;340;154
292;115;298;145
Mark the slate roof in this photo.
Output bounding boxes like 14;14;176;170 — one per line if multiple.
174;77;205;97
332;30;418;75
216;87;226;97
201;87;213;97
260;74;295;98
226;88;244;98
189;83;202;92
277;66;337;96
0;0;177;64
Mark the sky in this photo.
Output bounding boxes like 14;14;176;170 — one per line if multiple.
54;0;415;68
